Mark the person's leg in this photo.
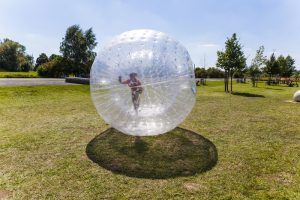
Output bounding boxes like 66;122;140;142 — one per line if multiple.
132;91;138;111
135;92;141;110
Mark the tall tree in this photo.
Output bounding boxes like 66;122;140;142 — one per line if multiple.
0;38;33;71
248;46;266;87
60;25;97;76
277;55;295;78
49;54;61;61
35;53;49;69
277;55;287;77
293;70;300;84
194;67;207;78
216;33;246;93
283;55;296;77
264;53;280;84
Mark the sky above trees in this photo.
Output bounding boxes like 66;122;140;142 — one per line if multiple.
0;0;299;69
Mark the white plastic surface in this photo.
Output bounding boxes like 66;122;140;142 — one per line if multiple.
294;90;300;102
90;29;196;136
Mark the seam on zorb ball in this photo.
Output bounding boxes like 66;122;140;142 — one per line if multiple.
90;29;196;136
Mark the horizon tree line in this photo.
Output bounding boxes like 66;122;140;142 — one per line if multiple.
0;28;299;82
215;33;298;92
0;24;97;77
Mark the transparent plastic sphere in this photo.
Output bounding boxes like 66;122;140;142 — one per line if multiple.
90;29;196;136
294;90;300;102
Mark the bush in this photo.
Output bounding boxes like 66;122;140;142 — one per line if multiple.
37;58;73;78
194;67;224;78
0;71;38;78
37;57;93;78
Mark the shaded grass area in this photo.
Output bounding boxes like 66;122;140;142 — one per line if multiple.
0;71;38;78
0;82;300;199
232;92;265;98
86;127;217;179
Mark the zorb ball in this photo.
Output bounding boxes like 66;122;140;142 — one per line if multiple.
90;29;196;136
294;90;300;102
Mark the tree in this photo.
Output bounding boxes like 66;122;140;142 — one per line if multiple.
60;25;97;76
0;38;33;71
37;57;74;78
293;70;300;84
248;46;266;87
22;55;34;72
216;33;246;93
206;67;224;78
49;54;61;61
194;67;225;79
35;53;49;70
277;55;287;78
194;67;207;78
280;55;295;78
264;53;280;84
277;55;295;78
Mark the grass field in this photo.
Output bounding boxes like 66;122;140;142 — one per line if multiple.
0;82;299;199
0;71;38;78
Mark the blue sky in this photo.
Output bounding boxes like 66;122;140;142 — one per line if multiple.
1;0;299;69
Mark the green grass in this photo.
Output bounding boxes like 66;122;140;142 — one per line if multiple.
0;71;38;78
0;82;299;199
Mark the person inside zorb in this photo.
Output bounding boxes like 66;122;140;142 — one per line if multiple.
119;73;143;113
90;29;196;136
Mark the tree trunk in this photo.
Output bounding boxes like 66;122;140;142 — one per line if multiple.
224;70;228;93
224;71;226;92
230;75;233;93
227;71;229;93
226;70;229;93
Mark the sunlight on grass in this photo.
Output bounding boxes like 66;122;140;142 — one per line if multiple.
0;82;299;199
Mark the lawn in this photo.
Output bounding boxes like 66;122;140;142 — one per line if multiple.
0;71;38;78
0;82;299;199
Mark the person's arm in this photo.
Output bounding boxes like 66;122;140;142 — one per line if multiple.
119;76;130;84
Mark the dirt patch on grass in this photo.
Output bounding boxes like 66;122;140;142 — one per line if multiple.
0;190;11;199
183;182;207;192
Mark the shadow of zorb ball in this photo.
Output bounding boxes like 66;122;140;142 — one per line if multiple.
90;29;196;136
294;90;300;102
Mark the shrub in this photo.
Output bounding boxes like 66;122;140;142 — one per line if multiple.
36;56;93;78
0;71;38;78
37;57;73;78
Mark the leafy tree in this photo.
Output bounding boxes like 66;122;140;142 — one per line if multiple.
277;55;287;77
293;70;300;84
60;25;97;76
37;57;74;78
194;67;207;78
49;54;61;61
206;67;224;78
248;46;266;87
0;38;33;71
264;53;280;84
194;67;225;78
22;55;34;72
277;55;295;78
278;55;295;78
216;33;246;93
35;53;49;70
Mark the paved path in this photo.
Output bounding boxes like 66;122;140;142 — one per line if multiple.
0;78;77;86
